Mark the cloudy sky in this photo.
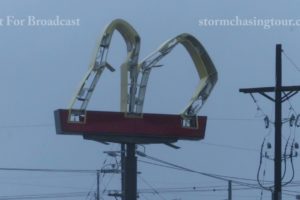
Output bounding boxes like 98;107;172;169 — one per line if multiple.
0;0;300;200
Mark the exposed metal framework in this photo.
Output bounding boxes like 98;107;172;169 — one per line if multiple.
136;33;218;126
68;19;217;128
68;19;140;122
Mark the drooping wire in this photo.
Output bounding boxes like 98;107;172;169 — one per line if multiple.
282;49;300;72
0;191;90;200
101;172;116;196
201;142;259;152
0;167;96;174
282;138;296;187
139;193;152;200
84;179;97;200
250;93;269;120
100;159;120;196
257;138;273;191
282;125;292;181
97;144;122;199
138;175;167;200
259;168;266;200
281;101;298;186
138;159;183;172
137;152;262;190
139;158;269;184
257;119;275;190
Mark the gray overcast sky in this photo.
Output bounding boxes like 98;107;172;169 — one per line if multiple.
0;0;300;199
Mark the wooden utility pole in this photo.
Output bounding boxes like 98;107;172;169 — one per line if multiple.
274;43;282;200
228;180;232;200
97;171;100;200
240;44;300;200
121;143;137;200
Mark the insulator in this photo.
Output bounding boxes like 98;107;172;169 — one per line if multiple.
296;114;300;127
264;116;269;129
265;152;269;158
295;142;299;149
290;114;296;127
267;142;272;149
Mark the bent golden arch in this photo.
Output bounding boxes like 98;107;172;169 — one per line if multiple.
68;19;218;128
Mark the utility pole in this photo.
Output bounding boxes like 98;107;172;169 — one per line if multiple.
240;44;300;200
97;170;100;200
124;143;137;200
121;143;125;200
274;43;282;200
228;180;232;200
121;143;137;200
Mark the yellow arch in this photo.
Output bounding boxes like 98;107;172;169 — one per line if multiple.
68;19;140;122
136;33;218;121
67;19;218;128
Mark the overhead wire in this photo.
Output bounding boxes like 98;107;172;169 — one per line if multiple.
249;93;269;120
282;49;300;72
245;70;300;193
0;180;91;191
0;123;54;129
201;142;259;152
281;125;292;182
139;159;260;183
138;186;260;193
139;152;300;195
281;94;298;186
139;156;276;184
101;170;116;196
139;159;195;171
84;176;97;200
139;193;152;200
138;175;167;200
0;167;96;174
257;137;273;191
137;152;262;190
282;138;296;187
0;191;89;200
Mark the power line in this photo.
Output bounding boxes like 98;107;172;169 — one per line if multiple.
139;159;261;184
137;186;259;193
137;152;261;189
208;117;261;121
0;180;91;190
0;124;54;129
138;159;186;171
101;171;116;195
106;185;261;195
139;152;300;191
201;142;259;152
138;158;257;183
138;175;167;200
0;191;89;200
84;179;97;200
0;167;97;174
282;50;300;72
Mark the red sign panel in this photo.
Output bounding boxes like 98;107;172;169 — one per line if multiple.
54;109;207;144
